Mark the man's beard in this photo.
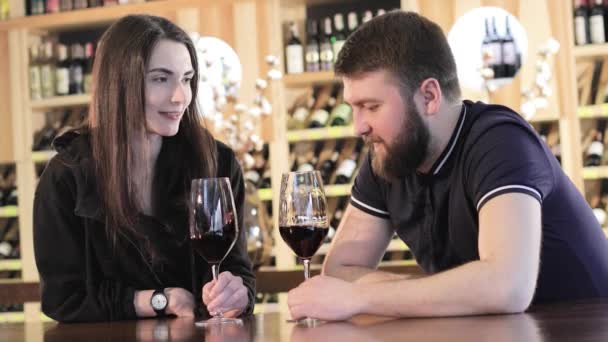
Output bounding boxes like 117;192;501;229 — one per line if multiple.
368;101;430;181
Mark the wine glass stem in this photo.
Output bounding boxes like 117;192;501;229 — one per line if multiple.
210;264;223;319
303;259;311;280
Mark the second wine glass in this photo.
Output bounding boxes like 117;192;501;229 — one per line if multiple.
279;170;329;325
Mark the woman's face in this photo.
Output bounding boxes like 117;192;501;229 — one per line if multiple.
144;39;194;137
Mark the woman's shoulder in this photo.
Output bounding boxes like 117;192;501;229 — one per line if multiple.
215;139;237;160
52;128;92;163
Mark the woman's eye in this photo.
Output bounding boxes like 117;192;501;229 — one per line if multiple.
182;78;193;84
153;76;168;83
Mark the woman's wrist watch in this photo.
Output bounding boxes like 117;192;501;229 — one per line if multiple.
150;289;168;316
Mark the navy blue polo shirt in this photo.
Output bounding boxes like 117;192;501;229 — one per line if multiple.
351;100;608;303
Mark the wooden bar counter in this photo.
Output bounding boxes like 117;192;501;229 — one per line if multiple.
1;300;607;341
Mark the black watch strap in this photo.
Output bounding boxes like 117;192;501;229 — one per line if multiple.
151;288;168;317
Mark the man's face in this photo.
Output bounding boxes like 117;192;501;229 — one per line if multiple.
343;70;430;180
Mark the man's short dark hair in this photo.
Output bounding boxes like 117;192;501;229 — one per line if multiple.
335;10;461;102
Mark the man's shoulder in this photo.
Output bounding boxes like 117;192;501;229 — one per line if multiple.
462;100;536;145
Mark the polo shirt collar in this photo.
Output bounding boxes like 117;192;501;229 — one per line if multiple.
427;102;467;176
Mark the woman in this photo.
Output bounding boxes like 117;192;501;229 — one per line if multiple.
33;14;255;322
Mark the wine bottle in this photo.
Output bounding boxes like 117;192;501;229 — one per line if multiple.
305;19;320;72
73;0;88;9
332;13;347;62
0;218;18;260
285;21;304;74
296;142;323;173
327;196;349;242
334;140;364;184
362;10;373;24
575;0;591;45
29;44;42;101
59;0;73;12
585;120;606;167
308;88;335;128
40;42;56;98
55;44;70;96
69;43;85;95
328;96;352;127
347;11;359;36
319;140;344;184
376;8;386;16
501;16;518;78
319;17;334;71
592;179;608;226
490;17;504;78
590;0;606;44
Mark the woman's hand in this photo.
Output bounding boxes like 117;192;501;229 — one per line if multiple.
202;271;248;317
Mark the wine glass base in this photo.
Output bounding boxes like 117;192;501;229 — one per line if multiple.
286;317;322;327
195;317;243;327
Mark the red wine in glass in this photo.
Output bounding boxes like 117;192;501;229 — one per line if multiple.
190;177;241;327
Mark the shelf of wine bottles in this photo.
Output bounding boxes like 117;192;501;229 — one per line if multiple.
573;44;608;59
530;122;562;164
0;259;21;271
573;0;608;50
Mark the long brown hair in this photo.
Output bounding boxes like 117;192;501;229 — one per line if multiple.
89;14;217;249
335;10;461;103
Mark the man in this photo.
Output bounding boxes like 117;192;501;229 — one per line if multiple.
287;11;608;321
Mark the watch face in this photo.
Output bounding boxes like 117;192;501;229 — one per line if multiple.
151;293;167;310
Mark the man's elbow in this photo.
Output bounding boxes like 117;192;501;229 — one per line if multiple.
493;282;535;314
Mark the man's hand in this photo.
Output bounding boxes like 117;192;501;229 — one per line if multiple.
287;275;364;321
165;287;195;317
202;271;248;318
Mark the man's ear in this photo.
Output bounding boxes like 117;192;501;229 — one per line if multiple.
418;78;442;115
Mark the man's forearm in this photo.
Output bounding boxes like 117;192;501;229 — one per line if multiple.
355;260;534;317
324;264;415;284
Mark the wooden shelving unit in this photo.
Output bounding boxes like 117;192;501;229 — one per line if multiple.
282;71;337;87
31;151;56;164
286;126;356;142
30;94;90;110
0;259;21;272
578;104;608;119
572;44;608;59
583;166;608;180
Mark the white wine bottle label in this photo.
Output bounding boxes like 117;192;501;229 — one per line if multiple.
490;42;502;65
286;44;304;74
331;103;352;123
29;66;42;100
0;241;12;257
587;141;604;157
502;41;516;65
311;109;329;126
41;65;55;98
336;159;356;179
575;17;588;45
593;208;607;226
56;68;70;95
293;107;309;122
305;46;320;63
590;15;606;44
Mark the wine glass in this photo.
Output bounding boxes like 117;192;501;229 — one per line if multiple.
190;177;242;327
279;170;329;325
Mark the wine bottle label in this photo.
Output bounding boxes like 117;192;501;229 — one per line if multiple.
593;208;607;226
29;66;42;100
587;141;604;157
575;17;588;45
70;66;83;84
311;109;329;126
293;107;309;122
305;45;320;64
490;42;502;66
0;241;12;258
41;65;55;98
286;44;304;74
297;163;314;172
336;159;356;179
56;68;70;95
244;170;260;185
330;103;352;125
590;15;606;44
502;41;516;65
332;40;346;62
